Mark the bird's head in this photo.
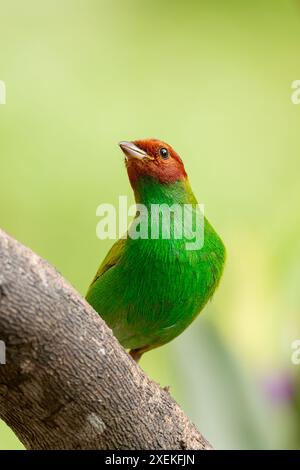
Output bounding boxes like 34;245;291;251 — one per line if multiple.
119;139;187;188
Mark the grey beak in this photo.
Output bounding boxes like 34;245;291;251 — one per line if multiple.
119;141;148;160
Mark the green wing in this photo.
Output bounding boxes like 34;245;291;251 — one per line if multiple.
89;238;126;287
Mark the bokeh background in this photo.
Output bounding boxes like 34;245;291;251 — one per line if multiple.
0;0;300;450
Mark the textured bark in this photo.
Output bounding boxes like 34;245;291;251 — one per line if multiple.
0;229;212;450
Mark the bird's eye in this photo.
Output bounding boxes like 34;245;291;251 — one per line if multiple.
159;147;169;159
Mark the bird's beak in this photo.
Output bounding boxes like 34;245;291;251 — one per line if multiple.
119;141;149;161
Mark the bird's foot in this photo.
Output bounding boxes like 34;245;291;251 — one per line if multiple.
129;348;144;363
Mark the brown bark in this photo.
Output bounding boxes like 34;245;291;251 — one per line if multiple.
0;229;212;450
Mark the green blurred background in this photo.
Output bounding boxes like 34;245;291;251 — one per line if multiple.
0;0;300;450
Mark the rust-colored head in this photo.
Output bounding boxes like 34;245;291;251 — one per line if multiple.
119;139;187;187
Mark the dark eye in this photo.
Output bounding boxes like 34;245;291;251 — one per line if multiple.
159;147;169;159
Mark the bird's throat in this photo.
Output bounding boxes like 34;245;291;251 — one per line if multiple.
133;176;197;207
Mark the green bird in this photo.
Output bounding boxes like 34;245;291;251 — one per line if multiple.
86;139;225;362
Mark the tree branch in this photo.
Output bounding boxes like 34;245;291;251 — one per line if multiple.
0;229;211;450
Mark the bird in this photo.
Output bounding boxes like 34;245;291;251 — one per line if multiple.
86;139;226;362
